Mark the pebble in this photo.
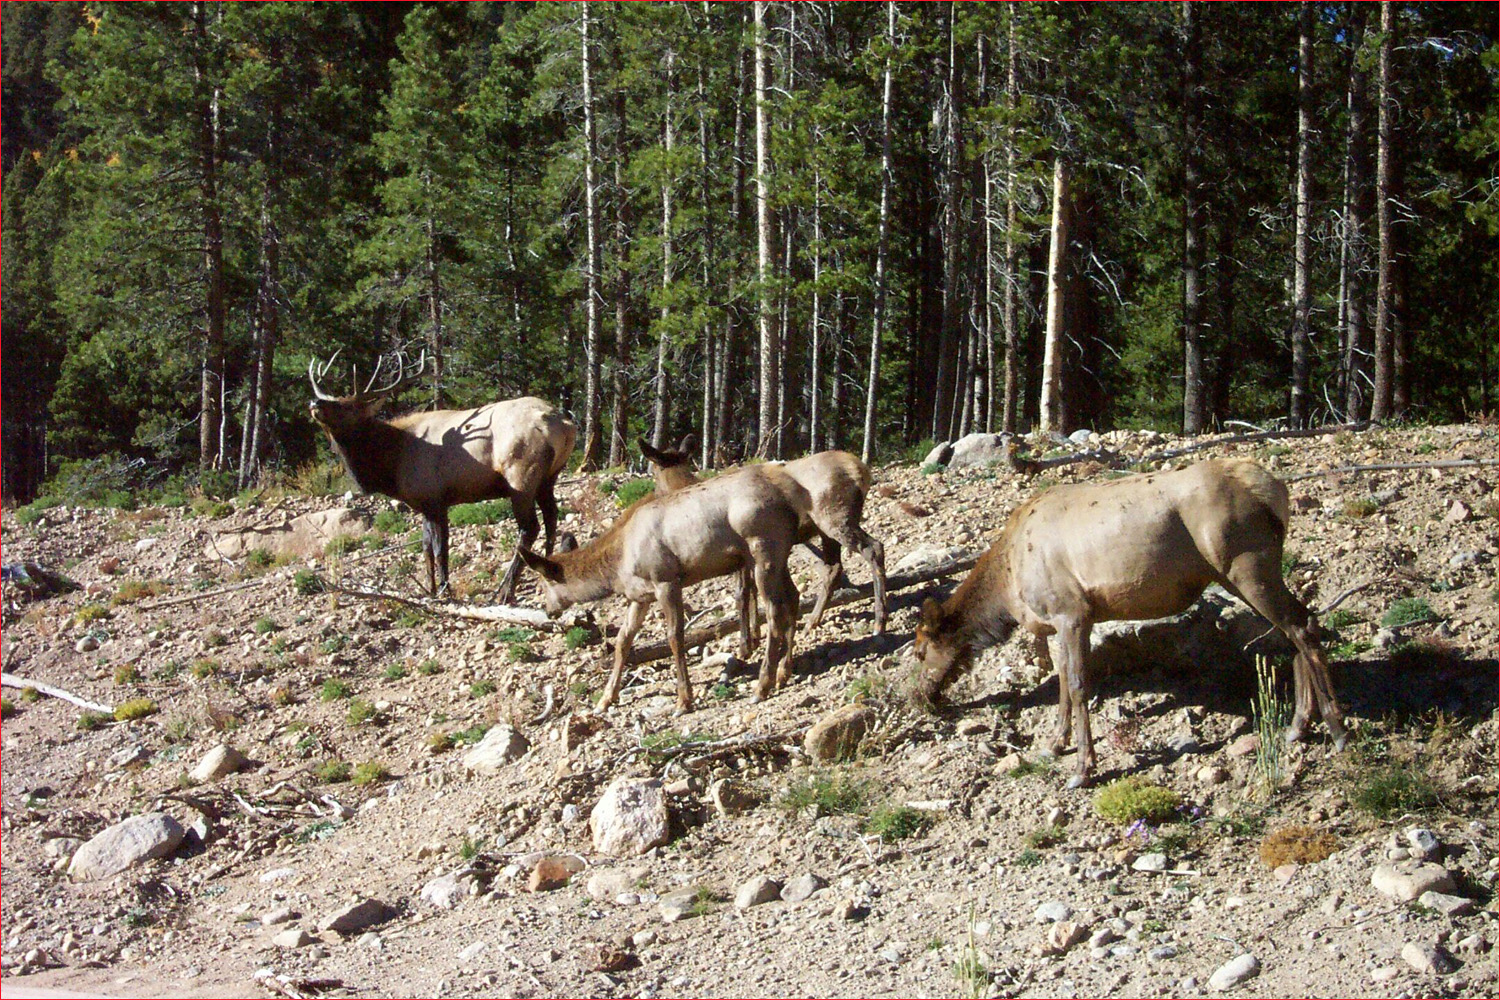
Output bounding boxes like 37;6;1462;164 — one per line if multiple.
780;873;826;904
74;636;100;653
1132;853;1169;873
658;888;700;923
735;875;782;910
259;907;294;927
1226;734;1259;757
1405;827;1442;861
1208;953;1260;991
1149;945;1179;961
632;929;657;948
420;870;476;910
1371;863;1456;901
1370;966;1401;983
272;929;315;950
1401;941;1458;975
527;854;584;892
357;932;383;951
1034;901;1073;924
586;869;639;902
188;743;251;784
1418;891;1475;917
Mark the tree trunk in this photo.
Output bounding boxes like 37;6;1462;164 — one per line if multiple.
829;285;846;449
579;0;604;469
608;91;633;468
1342;5;1371;419
1001;1;1020;433
423;195;445;408
697;12;716;466
932;2;964;442
239;40;281;489
861;0;895;463
194;2;225;471
809;159;823;451
753;0;777;457
978;30;995;433
1289;1;1313;428
1371;0;1398;421
717;11;750;463
651;47;676;449
1039;156;1068;434
1181;0;1206;435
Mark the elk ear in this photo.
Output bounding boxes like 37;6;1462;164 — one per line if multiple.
677;433;696;456
638;437;664;464
556;531;578;554
519;547;565;583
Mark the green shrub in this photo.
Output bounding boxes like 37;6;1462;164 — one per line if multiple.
373;510;409;534
324;533;361;557
0;698;15;719
1342;498;1379;519
1023;824;1066;849
113;698;158;722
470;679;497;699
204;629;229;649
1350;763;1441;819
13;497;64;526
190;497;234;519
779;772;869;817
19;686;41;703
1323;608;1360;631
351;761;389;786
110;578;167;606
450;500;513;527
314;759;351;783
191;658;219;679
74;603;110;624
506;642;533;663
293;570;324;596
320;678;352;701
1092;777;1182;825
77;711;111;731
614;479;656;508
319;633;347;655
920;462;944;476
845;675;887;704
113;663;141;685
491;626;536;643
864;804;935;842
453;724;488;745
564;626;592;650
1382;597;1435;629
426;731;456;753
253;616;280;635
417;658;442;676
245;548;274;570
383;663;407;681
345;699;377;726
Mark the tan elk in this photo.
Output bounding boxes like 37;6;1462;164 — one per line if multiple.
638;437;888;635
520;468;806;713
910;458;1347;788
308;349;576;603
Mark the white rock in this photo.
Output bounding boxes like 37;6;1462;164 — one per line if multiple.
948;433;1013;469
74;636;100;653
1208;953;1260;991
1133;853;1170;873
590;777;671;857
1034;901;1073;924
272;929;315;950
780;873;826;903
586;869;638;902
658;888;699;923
1402;942;1458;975
1406;827;1441;861
420;870;476;910
922;442;954;468
1371;863;1456;901
68;813;186;881
260;908;294;927
1418;891;1475;917
735;875;782;910
189;743;251;784
462;726;530;775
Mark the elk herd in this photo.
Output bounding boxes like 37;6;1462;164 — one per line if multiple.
310;359;1347;787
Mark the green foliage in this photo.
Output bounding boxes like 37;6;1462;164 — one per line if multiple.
373;509;409;534
452;724;488;746
113;663;141;686
1004;757;1053;779
417;658;442;675
1342;498;1379;519
324;534;361;557
1023;824;1066;849
845;674;887;704
457;837;479;860
77;711;111;731
1349;762;1441;819
191;658;219;679
469;679;497;698
491;626;536;643
779;772;869;817
253;616;280;635
0;698;15;719
1092;778;1182;825
864;805;935;842
563;626;592;650
1251;655;1290;797
293;570;325;596
506;641;533;663
320;678;352;701
383;663;407;681
113;698;157;722
614;478;656;508
314;760;351;784
110;578;166;606
1323;609;1360;631
1382;598;1436;629
345;699;378;726
351;761;389;785
74;603;110;624
245;548;275;570
450;500;513;527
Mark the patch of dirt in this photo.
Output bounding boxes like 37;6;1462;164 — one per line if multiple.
2;423;1497;998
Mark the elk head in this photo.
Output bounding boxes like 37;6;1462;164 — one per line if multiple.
307;348;429;436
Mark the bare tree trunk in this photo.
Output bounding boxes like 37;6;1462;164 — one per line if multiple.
1001;2;1020;433
861;0;896;463
608;92;633;468
697;10;716;466
809;159;823;451
423;196;446;408
579;0;604;469
978;31;995;433
1039;156;1068;434
1181;0;1206;434
651;48;677;449
1289;0;1313;428
1342;5;1371;418
1371;0;1398;421
829;284;846;449
239;42;281;489
932;1;964;442
717;12;750;463
753;0;777;457
194;1;225;471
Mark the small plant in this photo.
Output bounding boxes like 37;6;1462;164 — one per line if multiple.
453;724;488;745
113;663;141;685
1381;597;1435;629
319;633;348;655
470;679;497;699
1005;757;1053;779
417;658;442;675
393;608;428;628
864;804;935;842
110;578;167;606
1093;777;1182;825
426;731;456;753
19;687;41;703
450;499;513;527
313;759;351;783
77;711;111;731
506;641;533;663
1323;608;1360;631
491;626;536;643
253;616;280;635
324;533;361;557
295;819;339;843
320;678;352;701
0;698;15;719
951;925;989;998
457;836;479;860
614;478;656;508
1329;638;1372;659
1280;550;1302;577
564;625;592;650
351;761;389;785
709;682;735;700
779;772;869;817
1024;824;1066;849
190;498;234;519
122;908;154;929
345;699;378;726
269;684;294;707
293;569;325;596
203;629;229;649
688;885;717;918
845;674;887;704
383;663;407;681
920;462;944;476
114;698;158;722
1014;848;1043;869
373;509;409;534
191;659;219;679
1258;826;1340;868
1250;655;1290;798
245;547;275;570
1342;498;1379;519
74;603;110;624
1350;762;1441;819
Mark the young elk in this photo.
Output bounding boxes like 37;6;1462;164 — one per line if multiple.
520;468;805;713
910;458;1347;788
638;438;888;634
308;350;576;603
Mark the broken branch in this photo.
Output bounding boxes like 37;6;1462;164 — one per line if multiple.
1;672;113;714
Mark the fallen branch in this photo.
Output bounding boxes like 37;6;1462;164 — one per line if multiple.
1136;421;1372;466
620;550;982;667
137;577;270;611
327;583;586;631
1283;458;1498;483
1;672;112;714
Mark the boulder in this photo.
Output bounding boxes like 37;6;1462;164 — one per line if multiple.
68;813;186;881
318;898;397;935
1089;586;1296;679
462;726;530;775
735;875;783;909
420;870;477;910
590;777;671;857
189;743;251;784
527;854;585;892
204;507;370;561
1371;862;1456;902
922;442;954;468
803;704;878;763
948;433;1013;469
1208;953;1261;991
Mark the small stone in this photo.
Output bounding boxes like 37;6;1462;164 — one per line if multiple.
586;869;638;902
318;898;396;936
1370;966;1401;983
1088;927;1117;949
462;726;530;775
110;745;150;768
1167;733;1200;755
272;929;315;950
658;888;700;923
75;636;100;653
834;898;866;922
734;875;782;910
1371;863;1456;902
68;813;186;881
1034;901;1073;924
955;717;990;738
1037;920;1087;955
1133;853;1169;873
357;932;383;951
1444;500;1472;523
1402;942;1458;975
632;929;657;948
189;743;251;784
780;873;826;904
1226;734;1259;757
1149;945;1179;961
1406;828;1441;861
458;941;488;963
527;854;584;892
1274;863;1298;884
709;777;756;819
803;704;877;763
420;870;476;910
1197;765;1229;786
591;777;671;857
1418;891;1475;917
259;907;294;927
1208;953;1260;991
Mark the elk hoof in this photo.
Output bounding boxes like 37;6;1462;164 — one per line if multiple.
1282;722;1307;745
1065;773;1089;791
594;694;616;713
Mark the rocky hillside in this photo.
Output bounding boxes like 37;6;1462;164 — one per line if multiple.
1;423;1496;998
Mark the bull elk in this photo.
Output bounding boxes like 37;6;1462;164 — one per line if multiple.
638;437;888;634
308;349;576;603
520;468;805;713
910;458;1347;788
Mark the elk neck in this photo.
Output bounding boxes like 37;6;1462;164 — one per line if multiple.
549;511;633;603
325;418;403;497
942;543;1018;654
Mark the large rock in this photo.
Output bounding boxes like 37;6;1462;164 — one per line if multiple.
318;897;397;935
891;544;973;577
1402;942;1459;975
948;433;1013;469
1088;586;1296;679
803;704;878;763
419;870;476;910
590;777;671;857
735;875;783;910
527;854;585;892
922;442;954;468
462;726;530;775
1371;863;1456;901
68;813;186;881
189;743;251;784
1208;953;1261;991
204;507;370;561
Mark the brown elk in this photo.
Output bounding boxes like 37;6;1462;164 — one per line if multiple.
519;468;805;713
638;437;888;635
308;350;576;603
910;458;1347;788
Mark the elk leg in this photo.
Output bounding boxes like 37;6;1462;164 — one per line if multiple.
806;536;842;629
538;476;559;556
599;599;650;712
1052;619;1095;788
421;515;438;596
771;567;800;690
655;580;693;713
824;523;887;633
1221;555;1348;749
497;498;541;605
435;510;451;599
1041;633;1072;757
735;568;760;659
749;544;787;702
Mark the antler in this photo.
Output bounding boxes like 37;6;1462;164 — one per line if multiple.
308;349;343;401
364;347;429;398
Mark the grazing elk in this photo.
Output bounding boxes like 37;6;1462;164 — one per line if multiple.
308;350;576;603
910;458;1347;788
520;468;806;713
638;437;888;635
